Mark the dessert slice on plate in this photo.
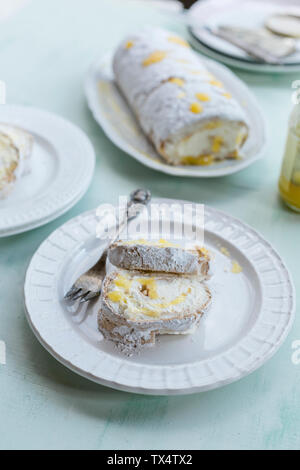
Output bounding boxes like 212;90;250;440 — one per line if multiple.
108;239;210;277
99;239;212;354
0;124;33;198
99;269;211;355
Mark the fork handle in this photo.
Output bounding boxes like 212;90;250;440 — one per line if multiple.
87;190;151;274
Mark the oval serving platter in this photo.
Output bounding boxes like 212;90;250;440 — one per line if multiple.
84;52;267;178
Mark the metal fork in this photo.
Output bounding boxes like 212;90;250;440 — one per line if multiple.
64;188;151;303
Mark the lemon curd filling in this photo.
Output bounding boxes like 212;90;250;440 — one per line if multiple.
181;155;214;166
114;275;132;290
203;121;221;130
137;278;158;299
235;132;244;146
164;120;247;166
108;291;123;302
198;247;209;258
139;288;191;318
107;272;195;319
212;136;223;153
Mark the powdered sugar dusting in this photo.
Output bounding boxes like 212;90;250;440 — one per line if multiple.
113;27;249;163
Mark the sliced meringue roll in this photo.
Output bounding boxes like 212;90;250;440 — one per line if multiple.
113;27;249;166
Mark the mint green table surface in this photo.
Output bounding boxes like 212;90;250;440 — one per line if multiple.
0;0;299;450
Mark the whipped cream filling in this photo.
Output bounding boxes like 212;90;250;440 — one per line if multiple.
107;271;210;322
0;125;33;197
0;133;19;192
164;120;248;165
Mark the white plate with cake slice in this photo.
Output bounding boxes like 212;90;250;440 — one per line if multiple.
84;51;266;177
0;105;95;237
24;198;295;395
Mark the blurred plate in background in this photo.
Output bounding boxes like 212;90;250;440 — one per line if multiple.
188;0;300;73
0;106;95;237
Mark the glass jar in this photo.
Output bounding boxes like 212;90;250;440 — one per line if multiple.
279;103;300;212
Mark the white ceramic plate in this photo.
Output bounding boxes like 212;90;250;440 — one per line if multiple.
0;105;95;237
188;0;300;73
24;198;295;395
84;52;266;178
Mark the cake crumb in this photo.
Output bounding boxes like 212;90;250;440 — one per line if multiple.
231;261;242;274
220;246;230;257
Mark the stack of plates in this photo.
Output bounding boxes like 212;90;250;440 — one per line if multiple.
187;0;300;73
0;105;95;237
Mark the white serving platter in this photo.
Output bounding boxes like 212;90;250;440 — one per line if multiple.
24;198;295;395
84;52;267;178
0;105;95;237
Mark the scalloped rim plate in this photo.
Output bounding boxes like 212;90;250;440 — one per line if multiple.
24;198;295;395
0;105;95;237
84;52;267;178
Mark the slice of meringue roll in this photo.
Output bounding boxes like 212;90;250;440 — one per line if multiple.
0;125;33;198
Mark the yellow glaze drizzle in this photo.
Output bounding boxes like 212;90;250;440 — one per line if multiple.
142;51;167;66
168;77;185;87
168;36;190;47
190;102;203;114
175;59;190;64
125;40;134;49
196;93;211;102
209;79;223;87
